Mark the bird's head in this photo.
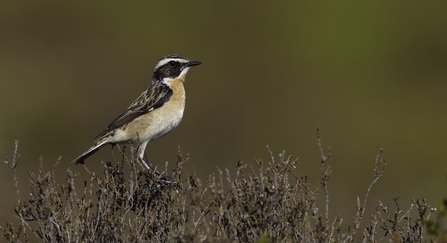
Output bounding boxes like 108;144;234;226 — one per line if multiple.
153;54;201;84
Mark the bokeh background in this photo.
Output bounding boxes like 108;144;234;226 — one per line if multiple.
1;0;447;238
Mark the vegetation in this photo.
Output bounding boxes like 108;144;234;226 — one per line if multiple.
0;130;443;242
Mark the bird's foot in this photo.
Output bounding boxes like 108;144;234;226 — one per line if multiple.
138;157;180;188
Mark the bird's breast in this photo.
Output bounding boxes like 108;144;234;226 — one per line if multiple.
119;80;186;143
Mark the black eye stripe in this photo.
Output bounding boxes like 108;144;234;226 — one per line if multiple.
168;61;177;67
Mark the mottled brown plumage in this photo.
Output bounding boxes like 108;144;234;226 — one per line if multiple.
73;54;201;169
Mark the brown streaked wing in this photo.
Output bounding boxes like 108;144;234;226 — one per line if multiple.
93;82;172;140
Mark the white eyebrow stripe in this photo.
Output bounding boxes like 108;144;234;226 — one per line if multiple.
154;58;189;71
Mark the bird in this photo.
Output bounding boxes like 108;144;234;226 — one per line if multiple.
72;54;201;172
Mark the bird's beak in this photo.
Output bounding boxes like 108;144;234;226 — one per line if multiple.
187;60;202;67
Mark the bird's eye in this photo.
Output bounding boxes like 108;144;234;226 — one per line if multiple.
168;61;176;67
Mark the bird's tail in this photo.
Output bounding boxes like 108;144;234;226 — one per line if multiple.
72;143;106;165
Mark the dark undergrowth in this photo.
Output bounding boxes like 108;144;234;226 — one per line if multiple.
1;130;445;242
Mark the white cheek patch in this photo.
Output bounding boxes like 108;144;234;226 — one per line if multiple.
180;67;190;76
162;77;173;84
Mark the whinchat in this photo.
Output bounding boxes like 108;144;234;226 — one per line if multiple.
73;54;201;171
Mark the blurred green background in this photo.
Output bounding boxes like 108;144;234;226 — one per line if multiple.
1;0;447;235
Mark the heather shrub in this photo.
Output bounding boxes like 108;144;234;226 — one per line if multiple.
1;130;440;242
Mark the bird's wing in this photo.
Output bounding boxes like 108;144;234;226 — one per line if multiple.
93;82;172;140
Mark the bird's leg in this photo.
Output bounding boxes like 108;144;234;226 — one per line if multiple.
136;140;163;175
138;156;165;178
136;139;149;167
136;140;179;186
137;156;179;187
137;156;151;170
